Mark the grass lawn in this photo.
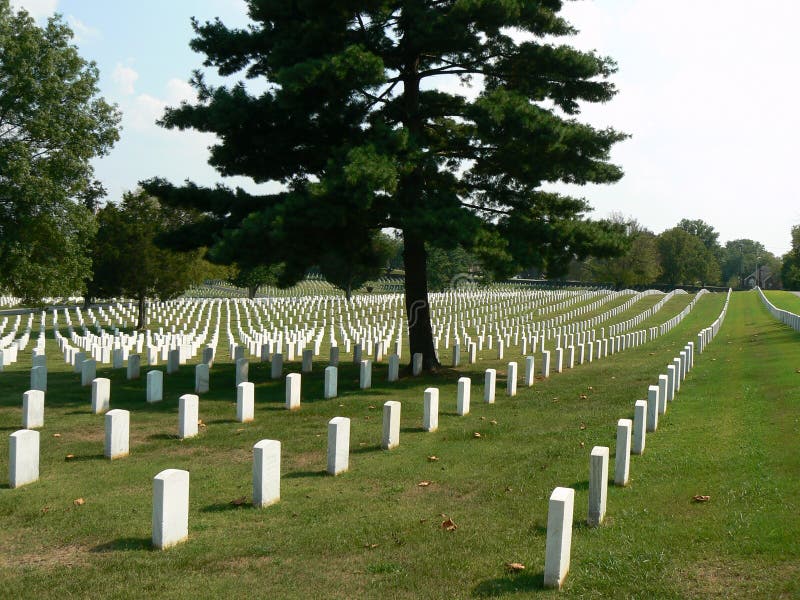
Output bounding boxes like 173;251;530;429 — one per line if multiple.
764;290;800;313
0;290;797;598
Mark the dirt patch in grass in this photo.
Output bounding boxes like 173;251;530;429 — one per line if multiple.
677;558;800;599
0;543;91;570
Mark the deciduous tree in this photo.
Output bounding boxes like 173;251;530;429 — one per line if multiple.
0;2;120;300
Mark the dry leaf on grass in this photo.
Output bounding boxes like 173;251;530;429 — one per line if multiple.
579;442;585;448
579;423;586;430
364;543;378;549
473;432;482;438
479;416;486;421
441;517;458;531
587;386;594;391
692;495;710;503
73;498;85;506
417;481;432;487
490;420;498;425
65;454;75;461
427;455;439;462
506;562;525;573
52;433;61;438
230;496;247;506
580;394;588;400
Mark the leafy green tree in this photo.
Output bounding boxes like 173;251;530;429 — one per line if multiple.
89;191;208;329
426;244;479;292
781;226;800;290
143;1;627;370
230;264;282;299
583;216;660;287
657;227;720;286
0;2;120;300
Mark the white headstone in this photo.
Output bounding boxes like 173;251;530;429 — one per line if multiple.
381;401;401;450
195;363;209;394
388;354;399;382
359;359;372;390
127;354;141;380
146;370;163;403
253;439;281;508
423;387;439;432
81;358;96;386
22;390;44;429
523;356;535;387
632;400;647;455
271;353;283;379
302;349;313;373
588;446;609;527
324;366;338;399
104;409;130;459
657;374;669;415
457;376;471;416
91;377;111;414
327;417;350;475
614;418;632;486
9;429;39;488
237;382;255;423
285;373;301;411
506;362;517;397
412;352;423;376
152;469;189;549
647;385;659;432
167;348;180;374
484;369;496;404
30;365;47;392
543;486;575;590
178;394;199;439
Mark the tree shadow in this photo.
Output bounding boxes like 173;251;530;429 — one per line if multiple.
66;453;105;462
569;480;590;492
91;537;152;553
148;433;179;441
352;444;382;454
472;571;546;596
400;426;425;434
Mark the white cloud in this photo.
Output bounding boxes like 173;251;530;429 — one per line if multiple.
66;15;100;43
9;0;57;20
112;63;139;96
165;78;196;105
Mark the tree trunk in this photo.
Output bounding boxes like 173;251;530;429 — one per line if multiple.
248;284;257;299
345;283;352;301
137;295;147;330
403;233;439;370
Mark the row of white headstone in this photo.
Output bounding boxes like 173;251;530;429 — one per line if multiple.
756;287;800;332
542;289;731;589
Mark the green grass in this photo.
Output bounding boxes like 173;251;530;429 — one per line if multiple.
764;290;800;313
0;291;798;598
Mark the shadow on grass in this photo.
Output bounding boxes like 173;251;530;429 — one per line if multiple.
91;537;152;553
148;433;179;441
569;480;590;492
66;453;105;462
400;426;425;434
472;571;546;596
201;501;255;513
352;444;382;454
283;470;327;479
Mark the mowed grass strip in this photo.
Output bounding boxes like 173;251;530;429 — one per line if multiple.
1;291;796;598
764;289;800;313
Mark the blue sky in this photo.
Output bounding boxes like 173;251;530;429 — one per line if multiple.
10;0;800;256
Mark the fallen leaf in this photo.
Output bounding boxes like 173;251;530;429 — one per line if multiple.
236;428;244;432
649;352;655;355
490;420;498;425
580;394;588;400
505;486;513;492
473;432;482;438
417;481;431;487
692;495;710;503
427;456;439;462
506;562;525;572
52;433;61;438
364;543;378;549
73;498;85;506
441;517;458;531
359;442;366;446
65;454;75;461
41;506;50;513
368;405;375;409
579;442;585;448
587;386;594;391
479;416;486;421
230;496;247;506
580;423;586;430
339;404;344;407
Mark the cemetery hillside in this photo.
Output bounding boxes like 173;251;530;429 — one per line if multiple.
1;1;799;598
0;283;799;597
